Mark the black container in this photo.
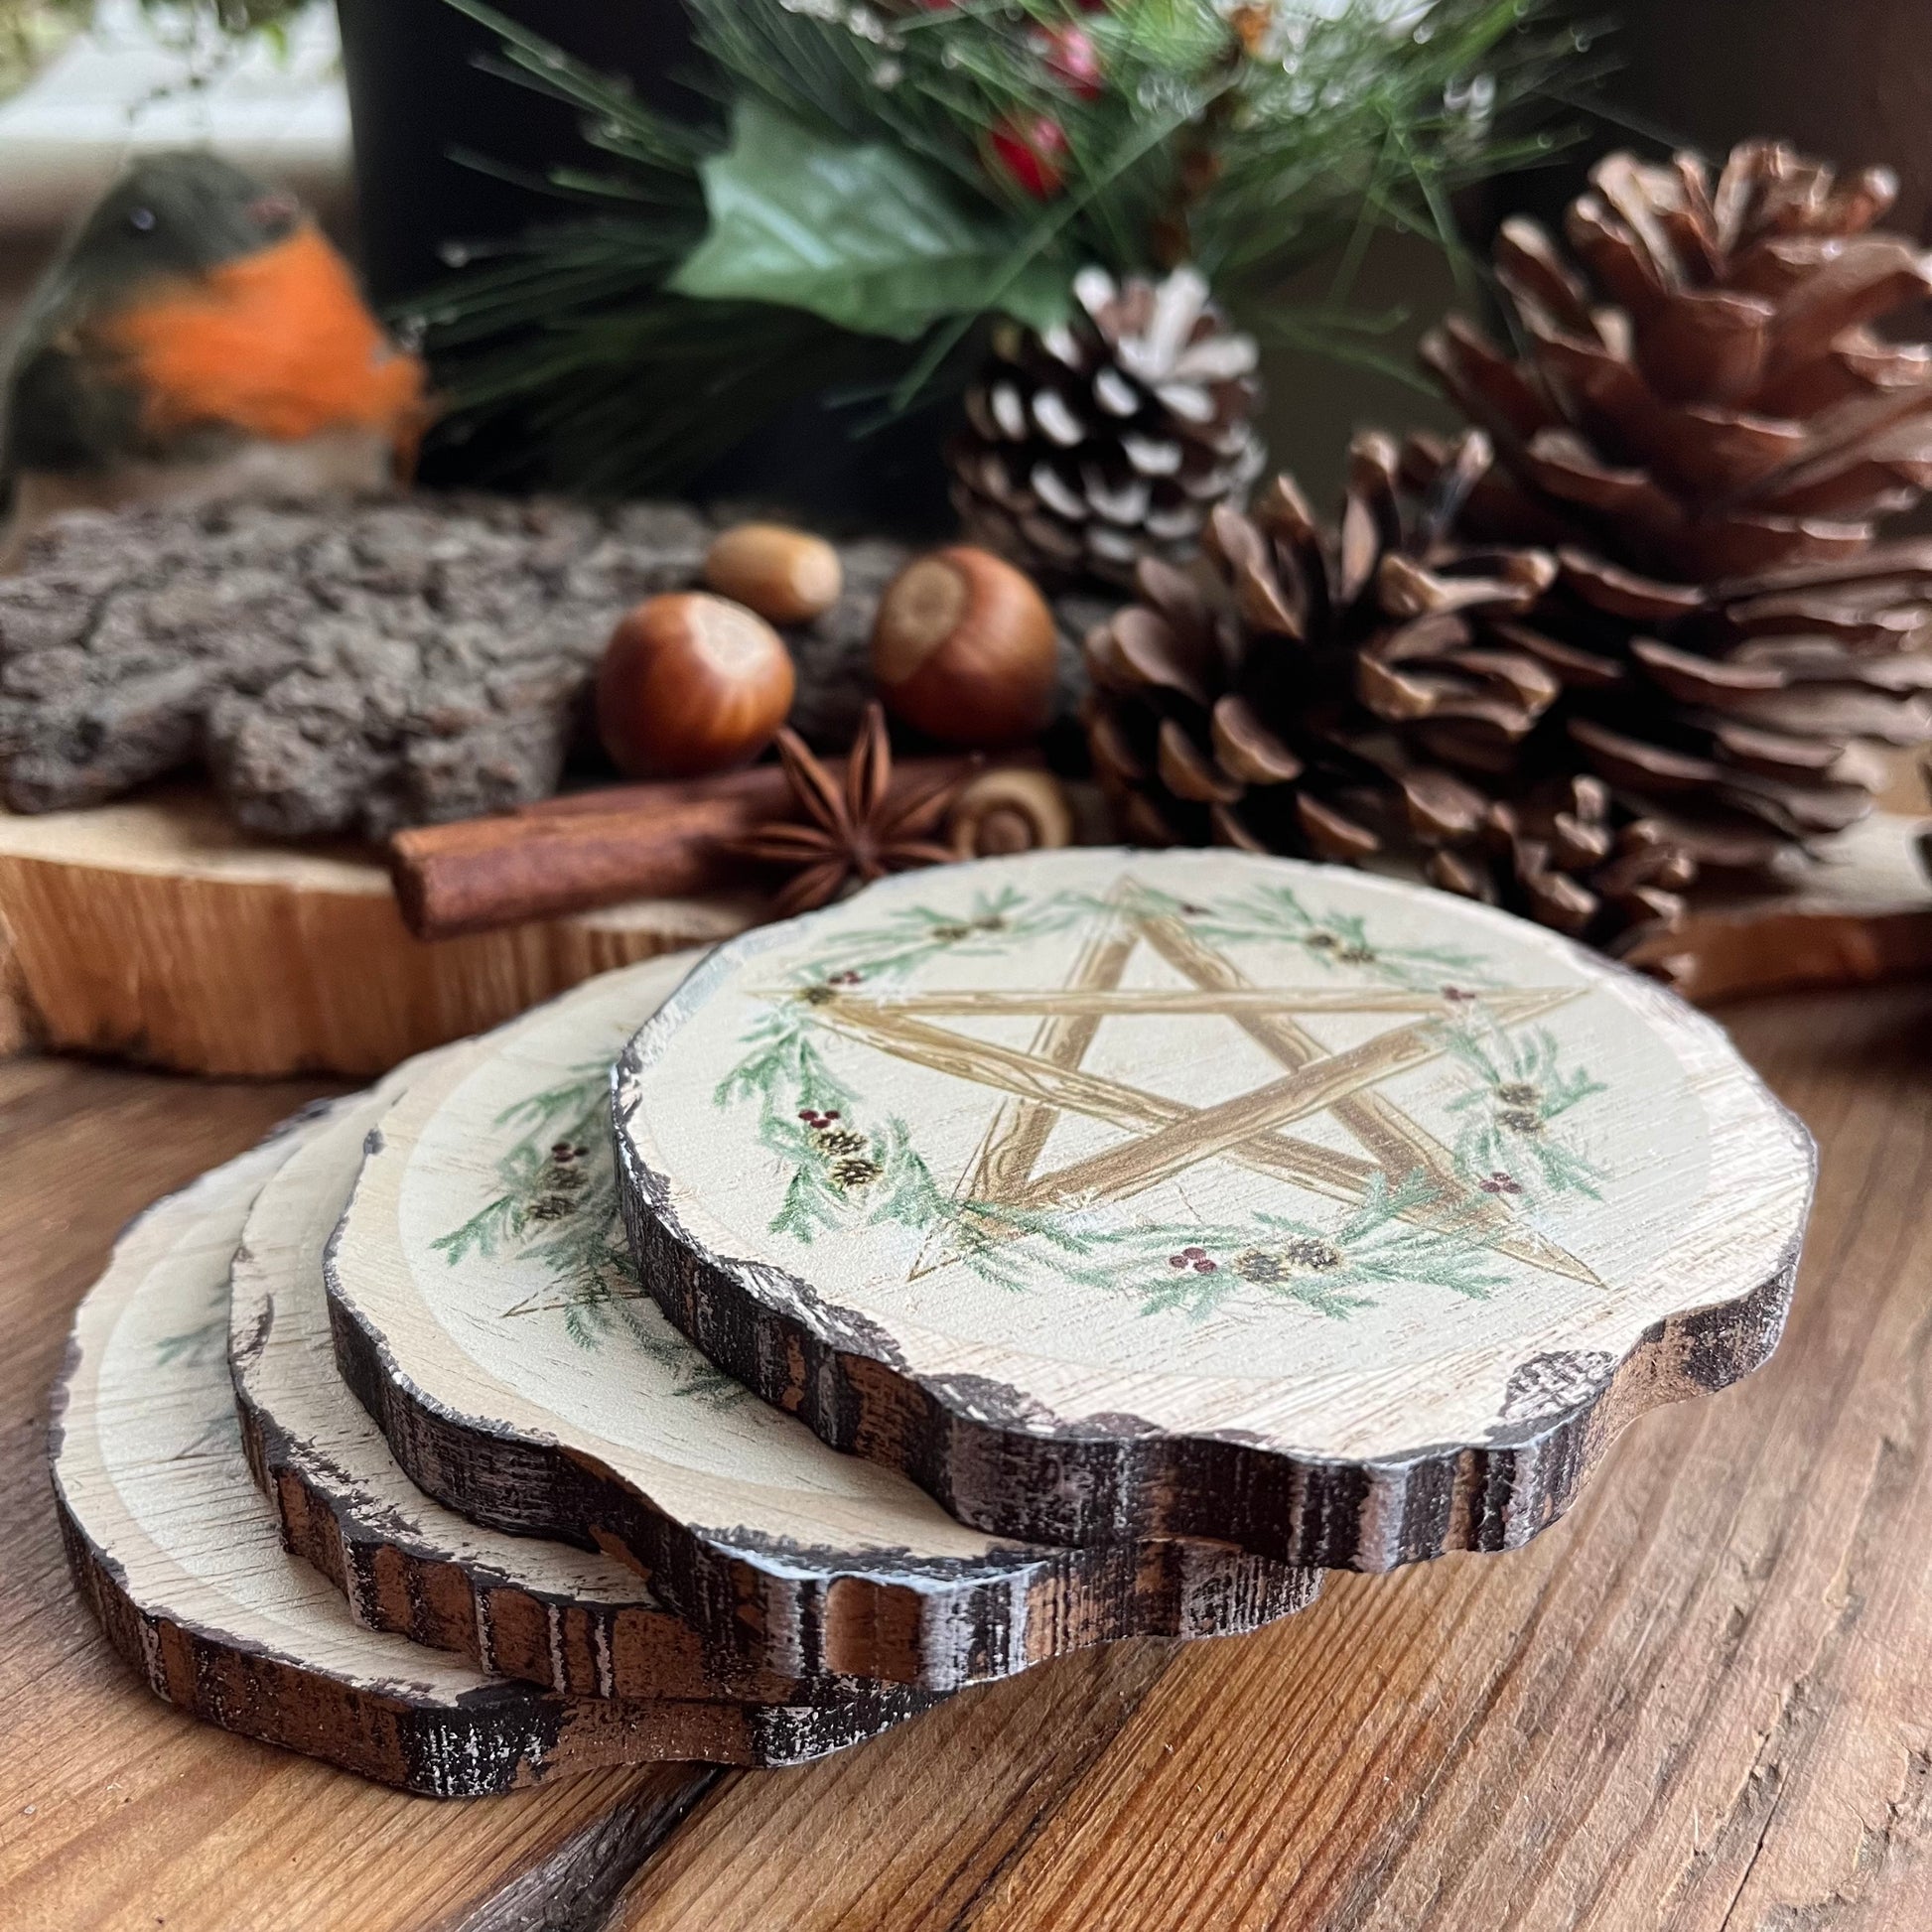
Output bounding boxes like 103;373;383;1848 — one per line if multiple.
333;0;952;528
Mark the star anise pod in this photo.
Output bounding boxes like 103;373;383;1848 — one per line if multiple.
732;703;966;914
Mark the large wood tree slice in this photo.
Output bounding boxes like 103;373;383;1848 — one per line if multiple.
232;1069;921;1716
0;790;755;1074
614;848;1816;1569
1618;806;1932;1001
50;1116;916;1794
328;953;1319;1694
4;788;1927;1077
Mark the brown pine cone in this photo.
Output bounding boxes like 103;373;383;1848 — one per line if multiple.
1422;141;1932;868
1084;429;1711;949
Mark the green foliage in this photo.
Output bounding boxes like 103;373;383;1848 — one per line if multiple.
1051;1166;1504;1319
707;878;1602;1318
1444;1021;1607;1198
430;1053;749;1406
1156;880;1493;991
670;98;1070;340
423;0;1588;491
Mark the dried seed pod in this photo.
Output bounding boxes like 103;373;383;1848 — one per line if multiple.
947;766;1075;857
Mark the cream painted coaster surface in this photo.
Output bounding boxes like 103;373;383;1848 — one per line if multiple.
49;1115;904;1798
616;848;1816;1568
232;1077;925;1725
328;955;1318;1694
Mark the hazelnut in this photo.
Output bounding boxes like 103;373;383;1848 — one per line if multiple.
871;546;1056;748
596;592;795;778
703;522;844;625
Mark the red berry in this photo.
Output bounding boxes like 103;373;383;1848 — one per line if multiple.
1169;1254;1187;1268
1194;1259;1217;1274
822;1110;840;1121
990;115;1069;199
1032;24;1103;97
1182;1246;1206;1260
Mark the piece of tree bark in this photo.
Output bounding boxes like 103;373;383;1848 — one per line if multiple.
0;496;1094;839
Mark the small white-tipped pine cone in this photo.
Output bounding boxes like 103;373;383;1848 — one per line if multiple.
950;265;1265;586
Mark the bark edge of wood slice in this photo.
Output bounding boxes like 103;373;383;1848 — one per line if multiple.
230;1058;935;1732
614;847;1818;1569
325;953;1321;1693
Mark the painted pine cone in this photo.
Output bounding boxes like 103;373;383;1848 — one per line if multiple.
950;265;1266;588
1419;141;1932;866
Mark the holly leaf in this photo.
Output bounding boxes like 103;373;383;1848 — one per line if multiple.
668;100;1068;342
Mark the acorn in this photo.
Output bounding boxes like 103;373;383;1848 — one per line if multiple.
871;546;1056;748
596;592;795;778
703;522;843;626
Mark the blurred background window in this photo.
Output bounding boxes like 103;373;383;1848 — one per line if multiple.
0;0;347;335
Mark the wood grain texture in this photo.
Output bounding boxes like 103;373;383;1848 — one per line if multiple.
0;789;1924;1078
0;1057;718;1931
0;789;756;1076
616;849;1815;1568
593;978;1932;1930
1620;808;1932;1002
329;956;1319;1696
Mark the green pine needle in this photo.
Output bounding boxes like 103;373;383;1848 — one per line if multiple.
417;0;1592;493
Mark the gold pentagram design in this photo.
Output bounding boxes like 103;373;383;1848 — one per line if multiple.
798;881;1598;1288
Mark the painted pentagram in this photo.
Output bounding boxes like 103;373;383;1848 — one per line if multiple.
616;849;1811;1555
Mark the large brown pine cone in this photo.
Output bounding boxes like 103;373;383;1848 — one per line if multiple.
1084;429;1706;948
1421;142;1932;866
950;266;1265;588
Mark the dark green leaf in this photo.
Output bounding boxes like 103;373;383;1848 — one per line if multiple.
669;100;1067;341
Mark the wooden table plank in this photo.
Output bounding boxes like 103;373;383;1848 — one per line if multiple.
4;981;1931;1930
607;982;1932;1932
0;1057;716;1932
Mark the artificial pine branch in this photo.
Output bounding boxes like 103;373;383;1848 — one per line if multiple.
417;0;1584;495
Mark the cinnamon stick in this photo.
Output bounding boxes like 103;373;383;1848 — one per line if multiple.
389;757;981;940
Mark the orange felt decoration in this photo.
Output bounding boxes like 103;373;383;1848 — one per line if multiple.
99;225;428;456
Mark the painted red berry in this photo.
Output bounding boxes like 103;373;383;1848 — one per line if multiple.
1032;24;1103;97
990;114;1069;199
1194;1259;1217;1274
1182;1246;1206;1260
822;1110;840;1122
1169;1253;1188;1268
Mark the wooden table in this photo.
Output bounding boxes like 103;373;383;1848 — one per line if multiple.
2;979;1929;1931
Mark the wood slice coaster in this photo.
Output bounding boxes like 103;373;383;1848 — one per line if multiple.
327;953;1319;1694
615;848;1816;1570
232;1074;926;1726
50;1123;914;1797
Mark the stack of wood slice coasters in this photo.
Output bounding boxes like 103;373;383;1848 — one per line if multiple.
52;848;1817;1795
